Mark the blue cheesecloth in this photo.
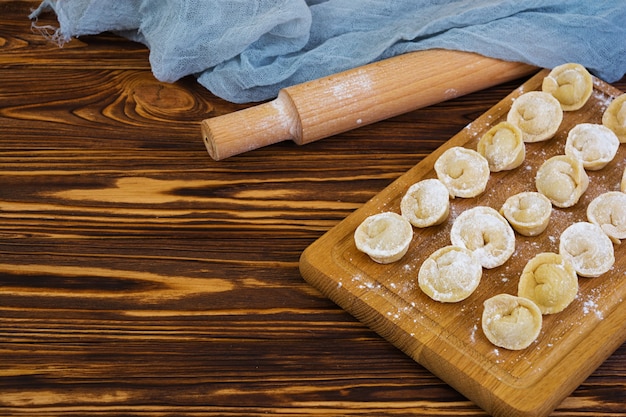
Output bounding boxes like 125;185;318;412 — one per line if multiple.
30;0;626;104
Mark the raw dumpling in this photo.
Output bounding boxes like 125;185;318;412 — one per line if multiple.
518;252;578;315
482;293;542;350
500;191;552;237
564;123;619;171
354;212;413;264
507;91;563;143
450;206;515;269
535;155;589;208
602;93;626;143
400;179;450;228
559;222;615;278
434;147;490;198
477;121;525;172
542;63;593;111
418;245;482;303
587;191;626;244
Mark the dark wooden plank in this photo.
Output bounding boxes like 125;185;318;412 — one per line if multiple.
0;0;151;70
1;1;625;416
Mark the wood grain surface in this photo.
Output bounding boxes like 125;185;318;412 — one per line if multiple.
1;1;624;416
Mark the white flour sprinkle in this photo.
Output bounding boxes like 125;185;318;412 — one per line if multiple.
582;291;604;320
331;69;372;101
469;323;478;343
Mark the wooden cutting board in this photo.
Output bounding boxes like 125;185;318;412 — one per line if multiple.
299;69;626;417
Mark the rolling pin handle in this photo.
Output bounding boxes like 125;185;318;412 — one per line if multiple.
202;92;299;160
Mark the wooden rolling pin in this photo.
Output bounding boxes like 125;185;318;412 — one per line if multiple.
201;49;537;160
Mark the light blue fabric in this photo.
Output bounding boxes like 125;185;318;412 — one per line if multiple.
30;0;626;103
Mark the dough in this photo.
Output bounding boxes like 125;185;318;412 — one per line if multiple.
602;93;626;143
354;212;413;264
400;179;450;228
500;191;552;236
482;294;542;350
507;91;563;143
418;245;482;303
450;206;515;269
477;121;525;172
518;252;578;315
434;146;490;198
535;155;589;208
542;63;593;111
559;222;615;278
587;191;626;244
564;123;620;171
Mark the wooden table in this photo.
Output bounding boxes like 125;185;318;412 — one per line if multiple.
1;1;624;415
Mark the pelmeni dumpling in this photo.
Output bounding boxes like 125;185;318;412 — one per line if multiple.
400;179;450;228
418;245;482;303
518;252;578;315
587;191;626;244
559;222;615;278
535;155;589;208
354;212;413;264
477;121;525;172
507;91;563;143
564;123;620;171
450;206;515;269
500;191;552;237
482;294;542;350
434;147;490;198
542;63;593;111
602;93;626;143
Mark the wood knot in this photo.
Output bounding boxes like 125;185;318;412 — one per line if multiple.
129;74;211;121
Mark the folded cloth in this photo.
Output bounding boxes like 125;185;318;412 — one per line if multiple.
30;0;626;103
